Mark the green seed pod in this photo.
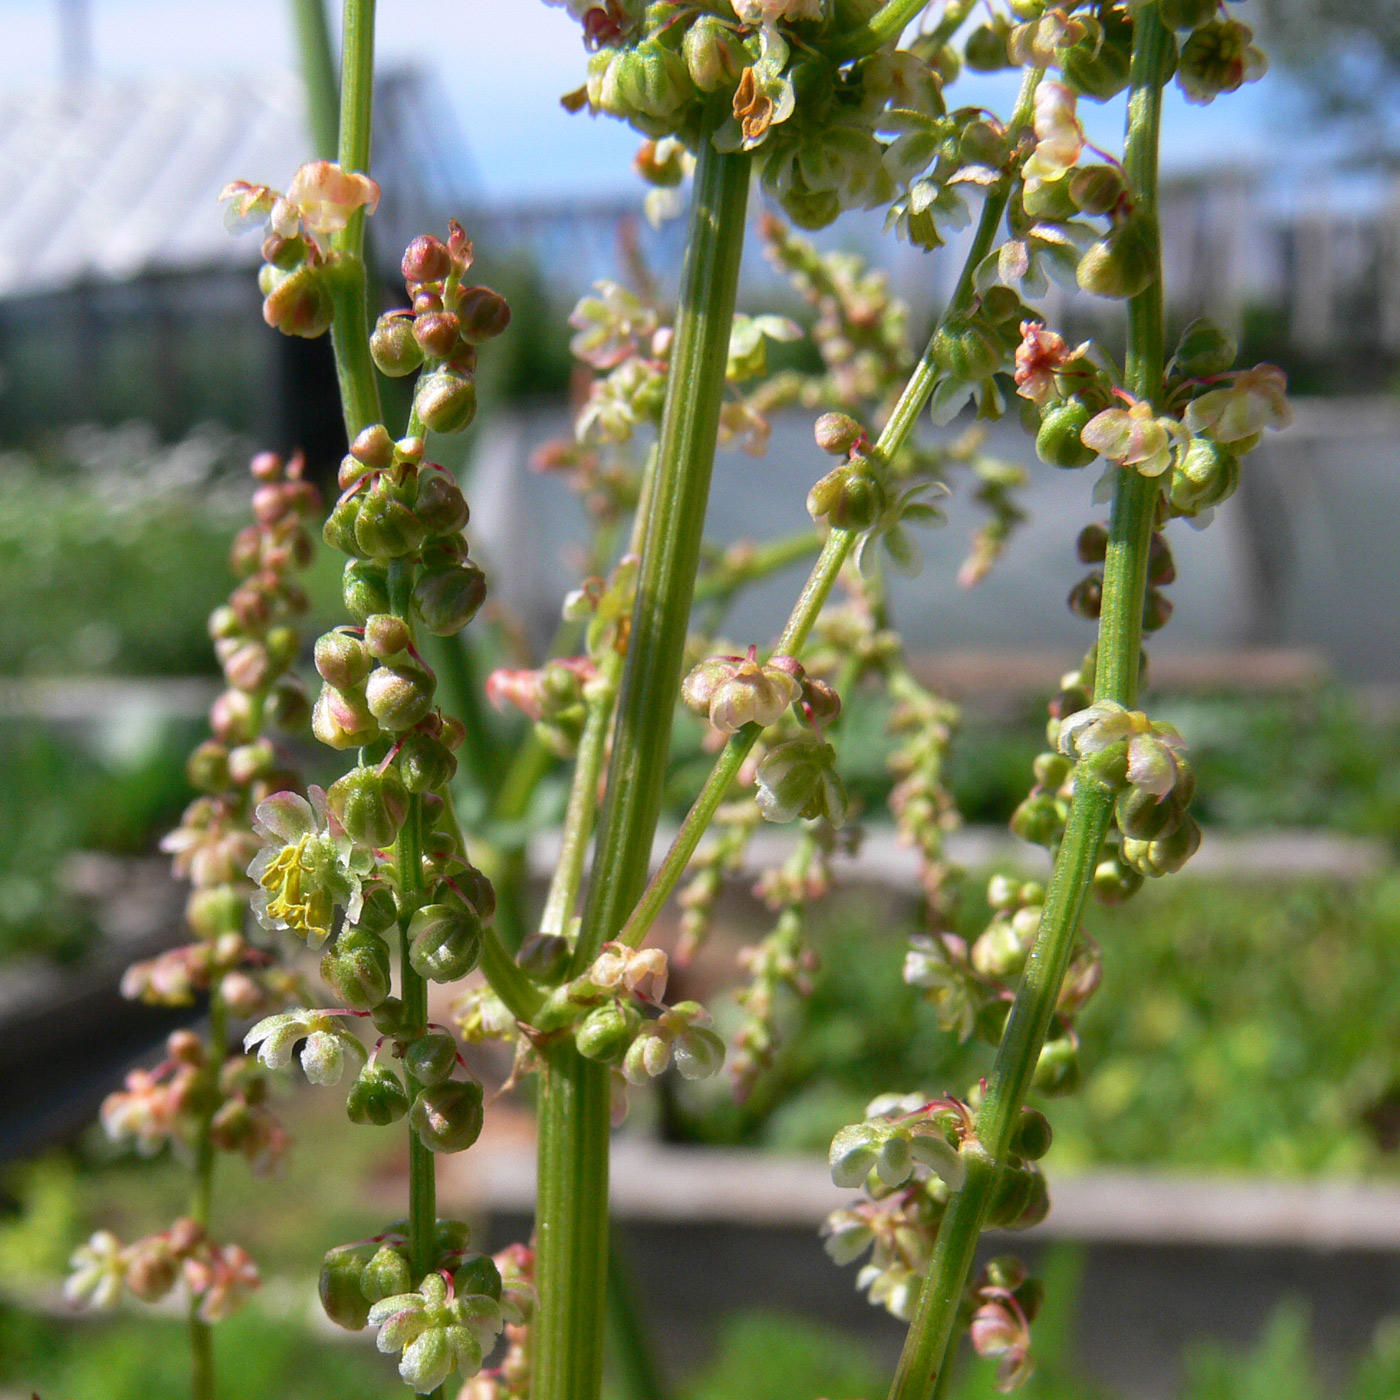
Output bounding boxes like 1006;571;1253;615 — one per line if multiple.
413;473;470;537
414;367;479;435
1032;751;1072;789
312;682;380;750
1170;316;1238;379
1032;1033;1081;1095
457;286;512;344
1116;784;1182;843
370;995;411;1036
365;663;437;732
321;926;392;1011
932;318;1001;382
342;559;392;623
1036;397;1098;469
806;462;886;530
319;1242;375;1330
186;883;245;939
814;411;864;455
396;731;458;795
1010;791;1062;847
435;1219;472;1260
1142;588;1173;633
964;21;1011;70
327;764;410;849
413;310;462;359
414;563;488;636
980;285;1024;324
346;1063;410;1126
186;740;230;794
452;1252;503;1301
1077;523;1109;563
450;863;497;923
411;1079;485;1154
1069;163;1126;216
363;613;411;659
359;885;400;934
575;1001;644;1064
408;903;484;982
370;314;424;377
315;630;373;690
1077;213;1159;300
1170;438;1240;515
779;184;842;232
1067;572;1104;619
683;14;747;91
971;919;1025;979
986;1165;1037;1228
1012;1107;1053;1161
613;37;694;121
360;1243;413;1302
322;493;365;557
404;1031;459;1086
354;478;426;560
262;263;334;338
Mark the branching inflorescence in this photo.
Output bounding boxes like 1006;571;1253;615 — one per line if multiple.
73;1;1291;1397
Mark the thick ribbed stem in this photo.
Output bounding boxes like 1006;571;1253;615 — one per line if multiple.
532;142;751;1400
883;18;1173;1400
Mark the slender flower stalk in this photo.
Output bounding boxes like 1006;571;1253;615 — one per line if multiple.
884;15;1174;1399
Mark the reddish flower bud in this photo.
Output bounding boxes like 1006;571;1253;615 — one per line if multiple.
370;313;424;377
455;286;511;343
262;264;334;338
413;310;462;359
402;234;452;285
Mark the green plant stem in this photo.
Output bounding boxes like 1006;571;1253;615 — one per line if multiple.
533;142;751;1400
327;0;383;441
829;0;945;61
693;530;823;607
431;632;503;794
883;18;1172;1400
291;0;339;159
611;96;1038;954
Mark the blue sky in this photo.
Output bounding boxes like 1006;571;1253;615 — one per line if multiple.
0;0;1298;201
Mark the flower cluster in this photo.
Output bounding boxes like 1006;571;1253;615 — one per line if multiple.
458;1244;536;1400
66;1217;260;1323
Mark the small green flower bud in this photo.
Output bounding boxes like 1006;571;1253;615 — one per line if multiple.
187;884;245;939
1012;1107;1053;1161
829;1122;880;1188
1036;397;1098;469
365;663;437;731
411;1079;485;1153
806;463;887;531
980;285;1024;324
414;563;488;636
413;473;470;537
435;1220;472;1259
370;314;424;377
1092;846;1144;904
575;1001;643;1064
319;1243;375;1330
312;683;380;750
1061;13;1132;99
451;863;497;922
814;412;864;455
396;731;457;795
322;493;365;557
371;995;411;1036
1170;437;1240;515
1123;812;1202;877
987;873;1020;910
1170;316;1238;379
321;927;392;1010
964;22;1011;70
1069;163;1126;216
262;263;334;338
414;367;478;434
360;1243;413;1302
1142;588;1173;633
343;559;392;623
351;424;395;469
186;740;230;794
683;14;746;91
346;1063;410;1126
328;765;410;848
456;286;512;343
517;932;571;982
1023;175;1079;222
1117;781;1183;842
413;309;462;359
404;1031;458;1086
1032;1033;1081;1095
364;613;412;658
987;1165;1038;1228
316;629;373;689
932;317;1001;382
755;739;848;826
408;903;484;982
1077;523;1109;563
1078;213;1159;300
355;479;426;559
452;1253;502;1301
971;919;1026;978
403;234;451;285
1032;751;1072;788
612;37;693;121
1010;790;1062;847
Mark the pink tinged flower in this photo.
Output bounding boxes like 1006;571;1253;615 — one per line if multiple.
1184;363;1293;444
285;160;381;239
970;1300;1035;1392
590;942;669;1003
1013;321;1072;407
65;1230;127;1310
1025;82;1083;180
731;0;823;22
1081;401;1183;477
1126;723;1186;798
185;1243;260;1323
485;668;545;721
218;181;278;232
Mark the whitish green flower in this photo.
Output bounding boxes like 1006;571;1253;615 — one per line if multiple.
1183;363;1292;446
1081;400;1187;478
368;1272;504;1394
1057;701;1187;798
64;1230;126;1310
244;1009;367;1086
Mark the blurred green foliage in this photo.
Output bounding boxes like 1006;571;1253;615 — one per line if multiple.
676;876;1400;1177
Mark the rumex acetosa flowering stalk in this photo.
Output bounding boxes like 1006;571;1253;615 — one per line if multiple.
68;450;320;1400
